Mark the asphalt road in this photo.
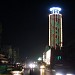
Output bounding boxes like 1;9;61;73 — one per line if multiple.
24;68;50;75
0;68;51;75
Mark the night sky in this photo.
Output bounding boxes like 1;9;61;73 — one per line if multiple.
0;0;75;60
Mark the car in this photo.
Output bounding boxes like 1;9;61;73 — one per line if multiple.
10;64;24;75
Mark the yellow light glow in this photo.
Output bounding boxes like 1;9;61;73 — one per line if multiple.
40;65;45;69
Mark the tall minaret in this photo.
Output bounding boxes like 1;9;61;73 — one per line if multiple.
49;7;62;49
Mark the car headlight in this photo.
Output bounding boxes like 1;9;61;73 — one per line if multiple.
29;63;36;68
56;73;63;75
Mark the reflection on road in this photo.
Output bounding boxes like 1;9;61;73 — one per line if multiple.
40;68;50;75
40;68;45;75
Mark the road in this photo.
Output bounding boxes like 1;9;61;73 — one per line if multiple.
1;68;75;75
0;68;51;75
24;68;50;75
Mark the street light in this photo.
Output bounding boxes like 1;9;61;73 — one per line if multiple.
38;57;42;61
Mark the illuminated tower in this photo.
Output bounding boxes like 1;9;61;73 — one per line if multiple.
49;7;62;49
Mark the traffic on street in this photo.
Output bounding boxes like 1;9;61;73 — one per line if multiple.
0;62;51;75
0;62;75;75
